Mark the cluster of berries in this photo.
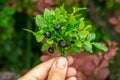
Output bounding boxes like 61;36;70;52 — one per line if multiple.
44;24;67;54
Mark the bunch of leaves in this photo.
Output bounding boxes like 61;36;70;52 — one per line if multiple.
25;6;108;56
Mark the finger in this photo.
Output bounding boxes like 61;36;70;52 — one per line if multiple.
41;56;74;66
66;67;77;78
40;55;50;61
66;77;77;80
54;51;61;56
40;51;61;62
18;58;56;80
18;56;73;80
67;56;74;66
48;57;68;80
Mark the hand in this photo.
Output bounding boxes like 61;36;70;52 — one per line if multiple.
18;56;77;80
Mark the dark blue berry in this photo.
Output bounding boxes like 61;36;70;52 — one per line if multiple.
44;32;51;38
59;40;67;48
48;47;54;54
54;24;61;30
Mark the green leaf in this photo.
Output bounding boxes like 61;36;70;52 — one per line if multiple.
55;8;61;19
79;21;85;30
58;19;67;23
60;5;67;15
72;7;86;15
76;40;82;47
72;45;81;52
35;15;47;28
23;29;34;33
47;39;54;45
87;33;96;41
84;25;92;31
50;10;55;15
41;43;49;51
48;23;54;31
33;31;44;42
93;42;108;51
79;7;87;10
74;20;80;29
73;7;86;13
84;41;93;53
66;24;73;32
79;30;89;39
66;20;80;32
44;8;51;21
69;14;76;25
73;7;81;13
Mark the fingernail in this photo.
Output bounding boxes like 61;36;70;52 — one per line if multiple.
56;57;67;69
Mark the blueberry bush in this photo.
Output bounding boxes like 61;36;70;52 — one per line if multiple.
0;0;120;80
25;6;108;56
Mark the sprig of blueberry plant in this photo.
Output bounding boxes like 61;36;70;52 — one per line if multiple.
24;6;108;56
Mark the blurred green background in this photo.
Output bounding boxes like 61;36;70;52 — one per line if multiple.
0;0;120;80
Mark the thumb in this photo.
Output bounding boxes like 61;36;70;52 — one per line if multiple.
48;57;68;80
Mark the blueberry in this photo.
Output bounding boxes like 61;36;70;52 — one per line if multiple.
48;47;54;54
54;24;61;30
59;40;67;48
44;32;51;38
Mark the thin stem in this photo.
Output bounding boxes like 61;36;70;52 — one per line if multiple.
61;49;66;57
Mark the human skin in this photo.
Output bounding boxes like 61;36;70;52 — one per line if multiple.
18;56;77;80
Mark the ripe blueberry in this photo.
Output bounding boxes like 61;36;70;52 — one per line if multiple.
59;40;67;48
48;47;54;54
54;24;61;30
44;32;51;38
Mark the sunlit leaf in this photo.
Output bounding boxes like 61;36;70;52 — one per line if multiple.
23;29;34;33
33;31;44;42
55;8;61;19
47;39;54;45
87;33;96;41
93;42;108;51
69;14;76;25
84;25;92;31
76;40;82;47
84;41;93;53
44;8;51;21
35;15;47;28
41;43;49;51
79;21;85;30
